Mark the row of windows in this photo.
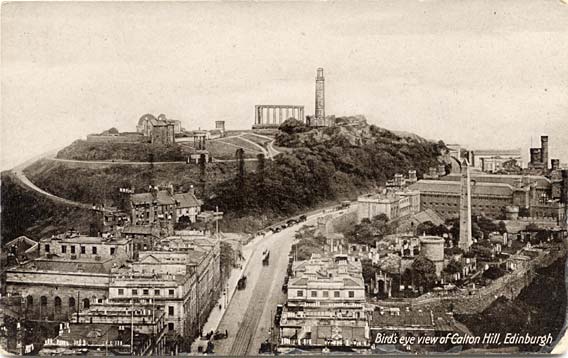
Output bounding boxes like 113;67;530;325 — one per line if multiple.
117;288;175;296
297;290;356;298
45;244;117;256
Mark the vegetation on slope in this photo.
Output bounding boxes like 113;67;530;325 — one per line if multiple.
456;257;566;352
207;117;444;230
56;140;186;162
5;116;445;238
1;172;95;241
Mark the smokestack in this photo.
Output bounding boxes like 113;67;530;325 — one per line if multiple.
529;148;542;166
541;136;549;170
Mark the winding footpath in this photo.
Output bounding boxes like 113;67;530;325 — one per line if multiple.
9;149;111;212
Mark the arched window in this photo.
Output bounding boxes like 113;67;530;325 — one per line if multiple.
69;297;76;309
83;298;90;309
26;296;34;307
54;297;62;313
40;296;48;307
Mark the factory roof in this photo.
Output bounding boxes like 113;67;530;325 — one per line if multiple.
409;180;514;197
472;149;522;156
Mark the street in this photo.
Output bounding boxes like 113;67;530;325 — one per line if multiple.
211;208;347;355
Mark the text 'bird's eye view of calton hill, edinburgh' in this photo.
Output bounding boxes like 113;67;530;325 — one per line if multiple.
1;1;568;356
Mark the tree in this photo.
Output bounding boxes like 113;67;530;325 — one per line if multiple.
416;221;436;236
279;118;309;134
444;259;463;275
483;266;506;280
411;255;437;293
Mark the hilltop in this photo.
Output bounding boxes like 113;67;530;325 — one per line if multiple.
2;117;446;239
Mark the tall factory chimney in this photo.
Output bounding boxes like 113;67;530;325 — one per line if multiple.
541;136;549;170
315;68;325;125
459;159;472;251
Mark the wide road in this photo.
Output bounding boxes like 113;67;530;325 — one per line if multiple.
212;210;342;355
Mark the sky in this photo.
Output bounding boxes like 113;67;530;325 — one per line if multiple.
2;0;568;170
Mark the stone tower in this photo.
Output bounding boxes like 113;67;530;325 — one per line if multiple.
459;159;472;251
541;135;549;170
315;68;325;125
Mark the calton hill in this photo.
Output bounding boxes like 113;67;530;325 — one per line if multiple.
1;115;444;240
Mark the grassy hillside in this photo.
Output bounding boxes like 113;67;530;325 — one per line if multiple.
57;140;186;162
23;159;253;205
1;171;95;241
4;118;445;238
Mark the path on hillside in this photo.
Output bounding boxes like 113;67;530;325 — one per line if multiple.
10;152;109;212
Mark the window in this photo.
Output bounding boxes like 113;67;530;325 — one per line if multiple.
61;245;67;254
118;289;124;296
323;291;329;298
168;306;174;316
348;291;355;298
168;323;174;331
45;244;50;253
296;290;303;297
81;246;86;254
168;289;175;296
154;289;160;296
92;247;97;255
132;289;138;296
334;291;340;298
71;246;76;254
311;291;317;298
143;289;149;295
110;247;115;255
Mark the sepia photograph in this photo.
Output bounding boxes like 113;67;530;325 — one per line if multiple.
1;0;568;356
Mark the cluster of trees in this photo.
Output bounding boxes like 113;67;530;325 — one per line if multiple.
342;214;397;246
207;121;443;231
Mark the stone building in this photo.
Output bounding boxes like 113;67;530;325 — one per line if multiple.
279;254;369;349
129;187;202;227
409;171;567;223
107;234;220;350
151;122;175;145
39;231;132;262
528;135;549;170
357;189;420;222
137;113;182;136
471;148;523;172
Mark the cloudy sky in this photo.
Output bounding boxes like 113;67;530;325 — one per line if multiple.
2;0;567;169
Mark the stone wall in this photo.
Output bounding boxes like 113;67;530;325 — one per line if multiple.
86;134;147;143
379;244;567;315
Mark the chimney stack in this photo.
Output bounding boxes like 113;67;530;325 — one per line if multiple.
541;136;549;170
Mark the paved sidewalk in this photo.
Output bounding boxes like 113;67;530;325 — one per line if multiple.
190;236;261;353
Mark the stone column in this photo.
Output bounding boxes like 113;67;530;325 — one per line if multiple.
255;106;259;124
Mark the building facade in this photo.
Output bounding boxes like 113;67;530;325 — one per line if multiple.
280;254;369;349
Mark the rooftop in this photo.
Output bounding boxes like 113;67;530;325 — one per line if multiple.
130;190;175;206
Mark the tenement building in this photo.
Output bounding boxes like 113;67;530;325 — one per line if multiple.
279;254;370;350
